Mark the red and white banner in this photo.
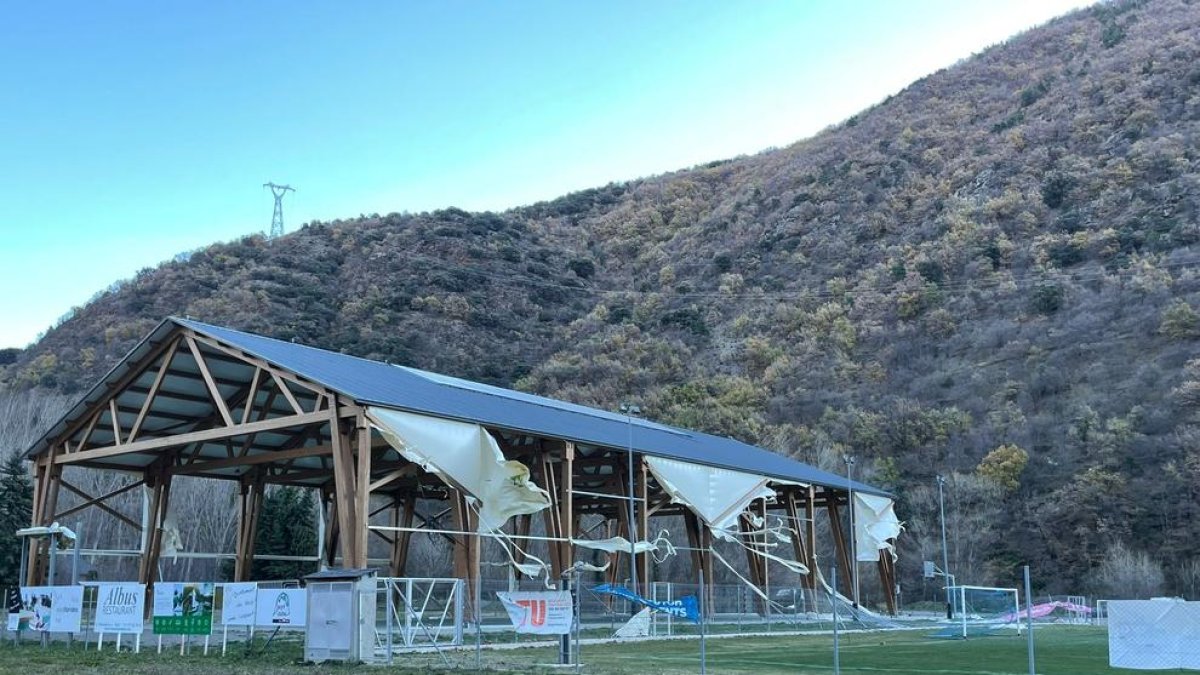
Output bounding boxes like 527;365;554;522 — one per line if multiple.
497;591;573;635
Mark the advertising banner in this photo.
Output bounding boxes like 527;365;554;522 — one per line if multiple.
16;586;84;633
95;583;145;634
220;582;257;626
592;584;700;623
153;582;215;635
254;588;307;627
497;591;573;635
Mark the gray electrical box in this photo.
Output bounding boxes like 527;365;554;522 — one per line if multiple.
303;568;377;663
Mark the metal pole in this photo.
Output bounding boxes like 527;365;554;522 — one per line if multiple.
831;566;840;675
699;567;706;675
621;404;640;609
937;475;951;619
1024;566;1036;675
386;580;394;666
844;455;858;606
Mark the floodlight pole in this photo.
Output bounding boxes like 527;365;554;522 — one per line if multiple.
937;475;952;619
843;455;858;607
620;403;641;611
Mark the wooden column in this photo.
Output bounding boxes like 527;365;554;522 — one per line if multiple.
354;418;372;569
683;511;715;617
138;464;173;607
877;548;898;615
513;514;532;579
329;401;358;568
559;442;575;581
234;472;266;581
827;493;856;604
738;513;769;615
783;489;817;590
389;492;415;577
450;489;480;620
321;489;340;568
635;457;650;597
537;450;564;578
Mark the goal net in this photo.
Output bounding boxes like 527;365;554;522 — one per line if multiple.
933;585;1022;639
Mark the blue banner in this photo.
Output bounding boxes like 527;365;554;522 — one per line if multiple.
592;584;700;624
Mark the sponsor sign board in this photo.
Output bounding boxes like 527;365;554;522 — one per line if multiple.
153;582;215;635
254;589;306;627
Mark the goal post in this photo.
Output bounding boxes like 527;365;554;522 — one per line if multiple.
947;585;1022;638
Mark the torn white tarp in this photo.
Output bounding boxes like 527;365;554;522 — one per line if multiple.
644;456;776;541
853;492;903;562
573;530;676;563
367;407;550;531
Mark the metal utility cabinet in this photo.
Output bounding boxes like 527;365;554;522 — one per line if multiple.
303;568;377;663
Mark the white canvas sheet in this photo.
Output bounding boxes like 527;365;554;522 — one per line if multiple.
368;407;550;531
853;493;903;562
1109;599;1200;670
644;456;775;541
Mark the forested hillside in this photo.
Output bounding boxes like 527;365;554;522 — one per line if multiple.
4;0;1200;597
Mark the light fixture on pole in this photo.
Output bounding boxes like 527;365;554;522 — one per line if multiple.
620;403;641;612
937;474;952;619
843;454;858;607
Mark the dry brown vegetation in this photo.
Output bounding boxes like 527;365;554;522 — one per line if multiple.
3;0;1200;600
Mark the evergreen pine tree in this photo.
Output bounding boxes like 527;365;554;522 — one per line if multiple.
0;452;32;586
221;486;319;582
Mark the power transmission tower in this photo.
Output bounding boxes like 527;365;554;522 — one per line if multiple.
263;182;295;238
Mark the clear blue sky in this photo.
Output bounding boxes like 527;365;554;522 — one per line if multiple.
0;0;1092;349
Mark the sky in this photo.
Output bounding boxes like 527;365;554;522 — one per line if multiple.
0;0;1094;349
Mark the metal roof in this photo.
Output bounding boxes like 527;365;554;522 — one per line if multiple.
27;317;887;496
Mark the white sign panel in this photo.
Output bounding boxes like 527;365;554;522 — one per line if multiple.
221;583;258;626
497;591;573;635
255;589;307;627
94;583;146;634
17;586;84;633
1109;599;1200;670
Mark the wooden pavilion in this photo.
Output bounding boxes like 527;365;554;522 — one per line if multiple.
22;318;898;614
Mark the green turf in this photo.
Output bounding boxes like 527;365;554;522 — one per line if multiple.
0;626;1162;674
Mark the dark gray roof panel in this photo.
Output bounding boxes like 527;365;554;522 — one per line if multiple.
176;318;887;496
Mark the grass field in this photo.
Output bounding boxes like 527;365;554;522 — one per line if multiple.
0;626;1151;674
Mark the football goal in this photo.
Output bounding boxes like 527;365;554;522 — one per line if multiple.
932;585;1022;639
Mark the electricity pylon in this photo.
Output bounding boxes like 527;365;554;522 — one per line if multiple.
263;182;295;239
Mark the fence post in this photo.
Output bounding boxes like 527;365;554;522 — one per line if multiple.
1024;566;1035;675
385;579;394;666
832;566;840;675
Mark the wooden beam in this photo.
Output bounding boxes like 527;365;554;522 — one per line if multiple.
56;410;330;465
56;479;143;532
128;339;180;442
108;400;123;445
272;372;304;416
368;465;420;493
169;443;332;475
240;368;263;425
186;336;234;427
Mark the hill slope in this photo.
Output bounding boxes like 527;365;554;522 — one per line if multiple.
6;0;1200;597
